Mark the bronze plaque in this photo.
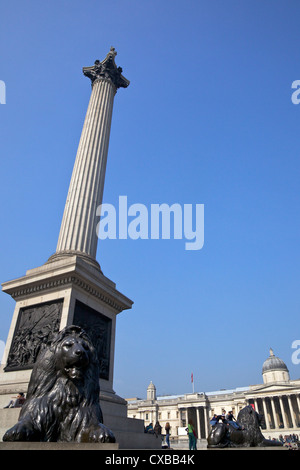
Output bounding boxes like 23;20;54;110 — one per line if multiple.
5;299;63;371
73;300;112;381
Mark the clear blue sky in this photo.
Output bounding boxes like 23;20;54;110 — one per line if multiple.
0;0;300;399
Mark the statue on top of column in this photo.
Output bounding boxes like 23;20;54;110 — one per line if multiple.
83;47;130;90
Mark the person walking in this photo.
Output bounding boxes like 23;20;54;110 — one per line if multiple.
165;422;171;448
187;419;197;450
154;421;162;436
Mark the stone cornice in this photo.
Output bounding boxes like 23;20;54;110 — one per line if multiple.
2;256;133;313
83;47;130;91
6;274;124;312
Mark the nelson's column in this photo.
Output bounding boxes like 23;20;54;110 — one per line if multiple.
0;49;151;447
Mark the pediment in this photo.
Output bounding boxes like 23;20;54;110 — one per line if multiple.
247;382;298;395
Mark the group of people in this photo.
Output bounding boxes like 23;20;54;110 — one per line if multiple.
3;392;26;409
278;434;300;448
145;419;198;450
210;409;243;430
144;421;171;448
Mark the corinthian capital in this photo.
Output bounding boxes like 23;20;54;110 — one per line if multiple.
83;47;130;90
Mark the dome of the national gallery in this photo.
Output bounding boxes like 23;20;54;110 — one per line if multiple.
262;348;290;384
262;348;289;373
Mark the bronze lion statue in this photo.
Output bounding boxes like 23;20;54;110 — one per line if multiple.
3;325;115;443
207;405;283;448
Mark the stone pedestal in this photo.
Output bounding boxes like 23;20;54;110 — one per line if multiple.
0;256;160;449
0;407;161;449
0;255;132;398
0;442;119;450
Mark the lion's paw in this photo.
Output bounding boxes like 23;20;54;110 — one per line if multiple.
87;424;116;443
3;420;39;442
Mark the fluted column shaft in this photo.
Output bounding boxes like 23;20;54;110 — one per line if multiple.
271;397;279;428
279;396;288;428
262;398;270;430
49;48;129;269
287;395;297;428
56;79;115;259
204;406;209;438
196;408;201;440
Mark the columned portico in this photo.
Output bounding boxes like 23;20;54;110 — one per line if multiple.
181;394;210;441
247;393;300;436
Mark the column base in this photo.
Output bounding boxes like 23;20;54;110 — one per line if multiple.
47;250;102;273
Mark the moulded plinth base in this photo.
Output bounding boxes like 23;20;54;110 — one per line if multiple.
0;441;119;450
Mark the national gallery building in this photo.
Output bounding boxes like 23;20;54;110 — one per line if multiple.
126;349;300;442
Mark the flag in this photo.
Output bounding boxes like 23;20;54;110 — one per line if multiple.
191;372;193;383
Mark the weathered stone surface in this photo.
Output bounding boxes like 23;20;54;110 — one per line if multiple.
0;441;119;450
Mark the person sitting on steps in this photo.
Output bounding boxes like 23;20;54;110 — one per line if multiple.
4;392;25;409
